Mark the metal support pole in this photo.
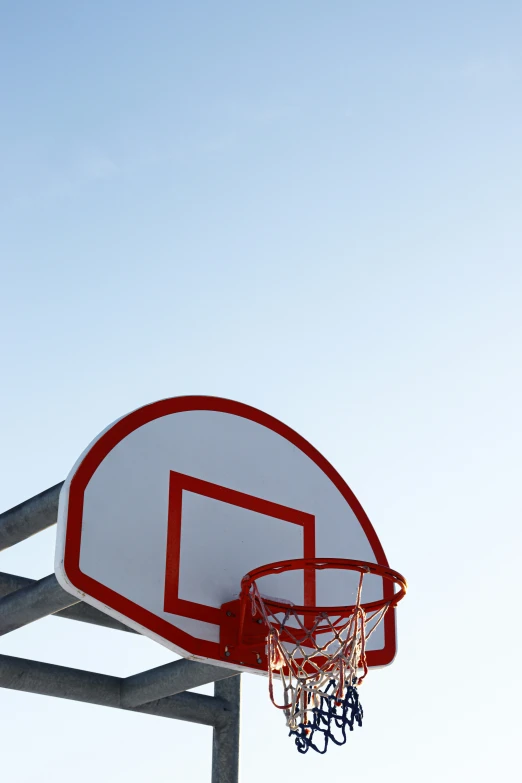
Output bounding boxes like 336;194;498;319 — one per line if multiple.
0;571;136;633
0;654;230;727
0;573;79;635
212;675;241;783
0;483;63;551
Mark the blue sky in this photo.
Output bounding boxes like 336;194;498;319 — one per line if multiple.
1;2;521;781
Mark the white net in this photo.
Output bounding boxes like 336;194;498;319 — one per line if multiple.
249;569;392;753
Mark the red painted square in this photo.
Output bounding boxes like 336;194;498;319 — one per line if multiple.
163;471;316;625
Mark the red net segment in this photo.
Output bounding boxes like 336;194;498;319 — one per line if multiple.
239;559;407;753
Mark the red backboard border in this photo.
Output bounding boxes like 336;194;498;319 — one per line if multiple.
61;396;397;668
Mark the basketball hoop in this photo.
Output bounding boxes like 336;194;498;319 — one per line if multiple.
222;558;407;754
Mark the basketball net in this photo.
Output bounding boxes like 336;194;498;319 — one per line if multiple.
249;570;391;754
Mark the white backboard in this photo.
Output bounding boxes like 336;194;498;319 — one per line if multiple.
55;396;397;673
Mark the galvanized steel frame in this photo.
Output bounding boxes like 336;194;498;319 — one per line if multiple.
0;486;241;783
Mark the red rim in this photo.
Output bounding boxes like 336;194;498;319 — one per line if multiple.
240;558;407;616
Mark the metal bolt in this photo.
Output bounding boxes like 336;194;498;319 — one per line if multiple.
225;651;231;657
226;611;233;617
257;618;263;624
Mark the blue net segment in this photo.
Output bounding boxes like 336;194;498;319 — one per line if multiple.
289;680;363;754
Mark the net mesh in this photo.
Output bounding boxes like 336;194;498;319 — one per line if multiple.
249;570;391;754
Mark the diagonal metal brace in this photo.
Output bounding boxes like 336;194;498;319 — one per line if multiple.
0;483;63;551
121;657;239;708
0;572;136;633
0;574;78;636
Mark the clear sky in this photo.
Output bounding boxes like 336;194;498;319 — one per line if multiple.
1;1;521;781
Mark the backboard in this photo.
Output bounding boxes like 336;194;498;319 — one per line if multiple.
55;396;397;674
